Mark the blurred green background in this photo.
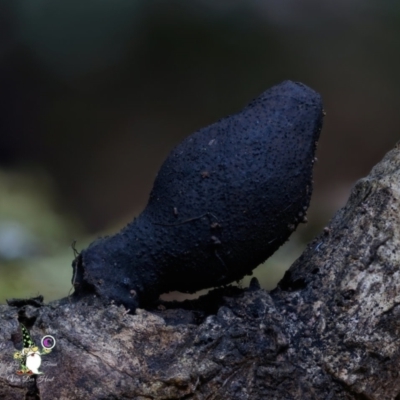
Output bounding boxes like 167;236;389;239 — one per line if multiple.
1;0;399;303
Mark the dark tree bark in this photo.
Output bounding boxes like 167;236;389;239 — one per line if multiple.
2;145;400;400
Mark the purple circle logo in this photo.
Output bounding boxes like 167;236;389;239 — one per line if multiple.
41;335;56;350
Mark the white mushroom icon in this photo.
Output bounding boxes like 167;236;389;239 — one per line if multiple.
13;325;56;375
25;348;43;375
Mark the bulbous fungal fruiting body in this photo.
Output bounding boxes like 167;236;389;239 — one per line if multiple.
72;81;324;310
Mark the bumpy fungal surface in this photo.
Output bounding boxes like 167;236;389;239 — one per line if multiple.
72;81;324;310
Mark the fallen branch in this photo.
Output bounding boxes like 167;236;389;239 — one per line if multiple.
3;128;400;399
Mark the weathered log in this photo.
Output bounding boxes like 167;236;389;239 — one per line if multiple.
1;145;400;400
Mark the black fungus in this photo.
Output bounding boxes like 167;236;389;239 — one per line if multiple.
72;80;324;310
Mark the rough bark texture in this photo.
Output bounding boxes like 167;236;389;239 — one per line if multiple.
2;145;400;399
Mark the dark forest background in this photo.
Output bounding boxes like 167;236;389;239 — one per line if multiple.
1;0;399;302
